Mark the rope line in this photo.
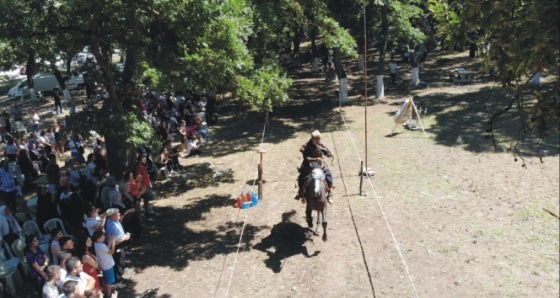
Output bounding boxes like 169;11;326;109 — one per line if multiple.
213;121;268;298
337;105;420;298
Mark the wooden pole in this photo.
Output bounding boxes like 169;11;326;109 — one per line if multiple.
363;5;368;173
258;149;266;200
359;160;364;196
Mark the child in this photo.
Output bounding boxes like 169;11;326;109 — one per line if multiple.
31;109;40;133
92;230;116;298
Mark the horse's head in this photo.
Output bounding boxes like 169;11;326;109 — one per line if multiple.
310;168;325;196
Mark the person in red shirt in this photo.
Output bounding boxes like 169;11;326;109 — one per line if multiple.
135;154;156;216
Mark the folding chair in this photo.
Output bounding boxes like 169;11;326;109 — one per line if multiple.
43;218;71;237
10;240;29;278
26;197;38;221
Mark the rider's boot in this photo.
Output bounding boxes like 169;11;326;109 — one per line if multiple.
295;187;302;200
327;185;334;203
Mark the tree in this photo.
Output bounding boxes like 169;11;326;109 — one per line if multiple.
0;0;292;177
440;0;559;161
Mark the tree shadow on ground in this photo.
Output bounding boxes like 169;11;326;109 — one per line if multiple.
154;162;235;198
408;87;559;156
208;83;356;157
127;194;268;272
253;210;320;273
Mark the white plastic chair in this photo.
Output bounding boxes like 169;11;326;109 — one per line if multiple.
43;218;70;237
23;221;51;242
10;239;29;278
0;246;23;297
14;212;27;224
26;197;38;221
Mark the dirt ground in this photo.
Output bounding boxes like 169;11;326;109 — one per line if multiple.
9;48;560;298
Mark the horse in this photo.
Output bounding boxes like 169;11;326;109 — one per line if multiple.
302;164;328;241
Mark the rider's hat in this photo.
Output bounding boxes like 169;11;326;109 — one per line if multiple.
311;130;321;138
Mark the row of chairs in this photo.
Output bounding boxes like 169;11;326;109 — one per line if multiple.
0;217;70;297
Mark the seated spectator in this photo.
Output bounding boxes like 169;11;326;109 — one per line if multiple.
68;134;86;164
50;227;64;265
43;265;63;298
60;256;96;296
25;234;50;296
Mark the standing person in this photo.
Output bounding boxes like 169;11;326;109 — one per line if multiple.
93;230;116;298
104;208;131;286
53;91;63;114
45;154;60;202
75;235;101;290
12;103;23;122
31;109;41;133
24;234;50;297
2;108;11;136
0;160;18;211
389;60;398;85
135;154;156;215
0;113;6;144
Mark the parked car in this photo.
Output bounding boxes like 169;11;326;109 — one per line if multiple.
0;65;21;79
65;74;85;89
8;74;61;99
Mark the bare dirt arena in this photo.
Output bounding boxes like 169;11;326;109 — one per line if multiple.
12;49;559;298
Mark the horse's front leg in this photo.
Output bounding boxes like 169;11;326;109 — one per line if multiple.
306;206;313;228
321;209;328;241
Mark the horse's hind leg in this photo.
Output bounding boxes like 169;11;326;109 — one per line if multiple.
306;207;313;228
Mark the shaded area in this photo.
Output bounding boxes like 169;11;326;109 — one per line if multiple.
126;194;268;273
253;210;320;273
412;87;559;155
154;162;235;198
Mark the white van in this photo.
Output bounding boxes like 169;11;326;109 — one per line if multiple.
8;74;84;99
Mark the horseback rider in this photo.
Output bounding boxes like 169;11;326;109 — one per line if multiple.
295;130;334;203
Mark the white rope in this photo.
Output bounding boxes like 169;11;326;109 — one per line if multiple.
214;120;267;298
338;109;420;298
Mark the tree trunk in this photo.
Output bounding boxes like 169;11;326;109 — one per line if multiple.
376;75;384;98
411;67;420;86
105;134;136;181
333;47;347;81
376;1;389;99
26;49;36;102
54;69;71;101
292;25;303;59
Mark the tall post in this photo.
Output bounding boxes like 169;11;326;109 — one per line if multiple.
258;149;266;200
359;160;364;196
363;5;368;173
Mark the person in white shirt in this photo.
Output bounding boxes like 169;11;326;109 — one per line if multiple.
42;265;62;298
83;205;106;237
93;230;116;298
60;256;95;295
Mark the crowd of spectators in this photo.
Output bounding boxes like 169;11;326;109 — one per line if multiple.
0;89;216;297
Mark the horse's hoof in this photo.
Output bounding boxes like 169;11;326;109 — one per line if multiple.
322;235;327;241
